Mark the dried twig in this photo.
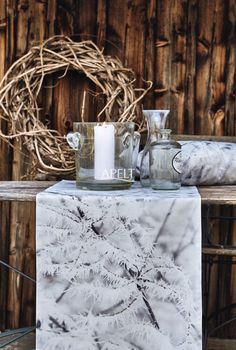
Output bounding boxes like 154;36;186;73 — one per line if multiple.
0;35;152;177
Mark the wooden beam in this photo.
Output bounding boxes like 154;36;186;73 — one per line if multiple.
203;247;236;256
0;182;236;205
140;133;236;147
173;134;236;142
0;332;35;349
198;186;236;205
0;182;56;202
208;337;236;350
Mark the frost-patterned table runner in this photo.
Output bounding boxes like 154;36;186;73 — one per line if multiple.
36;181;202;350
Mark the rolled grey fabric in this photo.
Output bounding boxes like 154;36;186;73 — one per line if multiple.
136;141;236;185
180;141;236;185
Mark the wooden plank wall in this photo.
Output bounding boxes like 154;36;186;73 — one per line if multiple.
0;0;235;338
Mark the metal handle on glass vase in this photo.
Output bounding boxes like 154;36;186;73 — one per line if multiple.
121;131;140;154
132;131;141;168
120;131;140;169
66;132;83;151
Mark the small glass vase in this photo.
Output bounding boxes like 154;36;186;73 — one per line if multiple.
140;110;170;187
149;129;182;190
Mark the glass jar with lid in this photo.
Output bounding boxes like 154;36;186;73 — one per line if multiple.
140;110;170;187
149;129;182;190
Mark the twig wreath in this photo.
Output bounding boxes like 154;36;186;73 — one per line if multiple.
0;36;152;178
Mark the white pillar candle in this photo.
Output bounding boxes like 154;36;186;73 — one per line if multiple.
94;124;115;180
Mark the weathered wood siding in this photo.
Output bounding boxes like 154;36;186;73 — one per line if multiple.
0;0;235;340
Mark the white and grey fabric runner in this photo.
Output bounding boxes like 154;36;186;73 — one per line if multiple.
36;181;202;350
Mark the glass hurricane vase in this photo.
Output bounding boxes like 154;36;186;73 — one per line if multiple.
67;122;140;191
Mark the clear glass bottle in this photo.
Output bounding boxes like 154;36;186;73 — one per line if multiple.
140;110;170;187
149;129;181;190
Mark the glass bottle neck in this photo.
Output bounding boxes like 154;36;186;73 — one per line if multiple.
144;111;169;144
159;129;172;140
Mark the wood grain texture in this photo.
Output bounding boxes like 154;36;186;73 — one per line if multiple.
0;0;9;171
6;334;236;350
155;0;171;112
199;186;236;205
124;0;147;86
225;0;236;136
184;0;197;134
208;338;236;350
0;331;35;349
145;0;156;108
0;181;56;201
203;247;236;256
0;0;234;339
0;0;10;332
7;202;36;328
1;0;234;142
229;206;236;337
195;0;216;134
0;202;10;331
0;181;236;205
170;0;187;133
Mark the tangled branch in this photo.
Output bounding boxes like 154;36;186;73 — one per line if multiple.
0;35;152;178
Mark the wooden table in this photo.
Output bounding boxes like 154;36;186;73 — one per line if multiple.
0;181;56;202
0;181;235;258
0;181;236;204
0;181;235;350
0;181;235;257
